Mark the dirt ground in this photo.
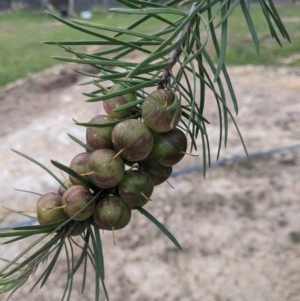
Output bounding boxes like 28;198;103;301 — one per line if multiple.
0;64;300;301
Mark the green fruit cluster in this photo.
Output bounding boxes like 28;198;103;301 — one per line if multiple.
36;84;187;236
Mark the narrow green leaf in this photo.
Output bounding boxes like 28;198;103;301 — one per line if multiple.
214;1;228;80
10;149;65;187
0;222;63;236
89;227;101;301
181;111;207;137
113;99;144;112
34;238;64;289
71;19;164;42
101;278;110;301
1;207;37;222
50;160;91;188
113;0;177;39
53;56;137;68
136;207;182;251
1;233;60;277
92;224;105;280
205;10;227;155
61;240;71;301
181;24;208;67
259;0;279;43
221;64;238;114
13;188;42;196
86;79;161;102
240;0;260;52
96;65;166;82
44;40;120;46
73;119;120;128
267;0;290;42
71;232;89;276
179;119;198;152
67;133;93;152
65;238;75;301
48;12;151;54
80;235;89;293
215;0;242;27
110;7;186;16
128;3;200;78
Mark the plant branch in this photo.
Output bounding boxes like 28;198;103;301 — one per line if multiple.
158;2;197;89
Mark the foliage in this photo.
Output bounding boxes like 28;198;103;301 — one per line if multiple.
0;9;142;86
1;4;299;86
0;1;290;300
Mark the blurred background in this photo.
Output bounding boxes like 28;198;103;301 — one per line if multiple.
0;1;300;301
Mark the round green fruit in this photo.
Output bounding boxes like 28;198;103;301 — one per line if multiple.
67;221;88;237
118;170;154;207
88;149;125;189
103;83;136;119
62;185;95;221
112;119;153;162
148;128;187;167
69;152;91;185
37;192;68;225
141;89;181;133
139;161;172;186
58;179;73;195
85;114;115;150
93;195;131;230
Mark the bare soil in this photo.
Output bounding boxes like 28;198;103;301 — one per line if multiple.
0;64;300;301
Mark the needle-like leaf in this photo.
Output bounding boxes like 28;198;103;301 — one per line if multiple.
136;207;182;251
2;1;291;301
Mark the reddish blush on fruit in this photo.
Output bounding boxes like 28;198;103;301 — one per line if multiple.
93;195;131;231
103;83;136;119
86;114;115;150
139;160;172;186
118;170;154;207
111;119;153;162
69;152;91;185
88;149;125;188
37;192;68;225
141;89;181;133
62;185;95;221
148;128;188;167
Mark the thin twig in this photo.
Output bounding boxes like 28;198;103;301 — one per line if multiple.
159;2;197;88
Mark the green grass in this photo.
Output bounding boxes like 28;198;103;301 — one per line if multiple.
0;5;300;87
0;10;142;86
223;4;300;65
